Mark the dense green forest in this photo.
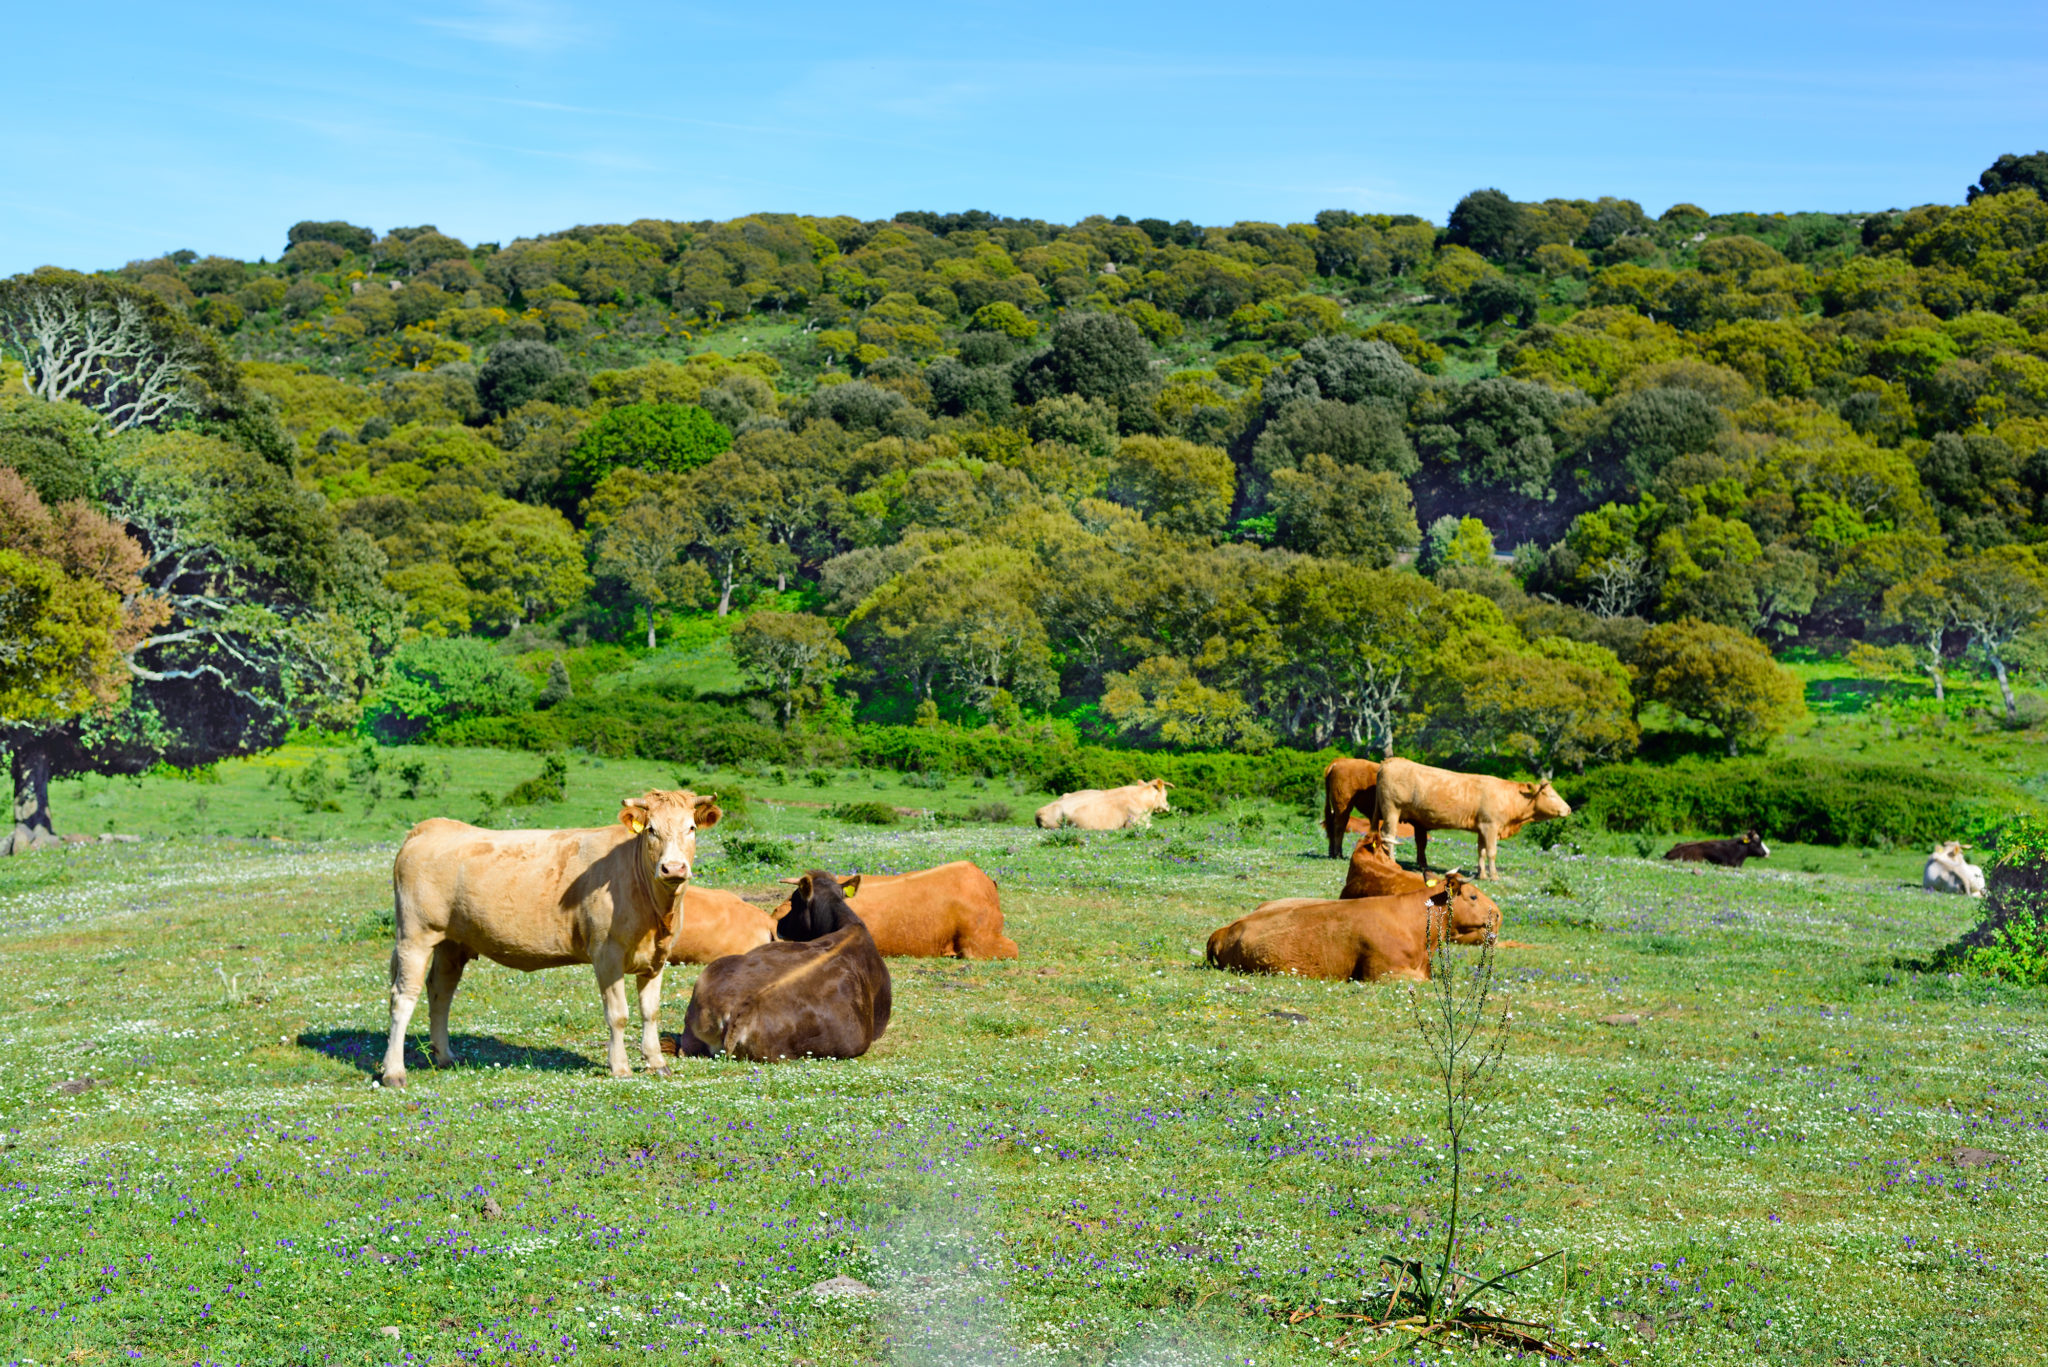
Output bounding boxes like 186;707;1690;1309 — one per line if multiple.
5;153;2048;847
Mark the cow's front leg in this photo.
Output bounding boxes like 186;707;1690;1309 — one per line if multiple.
635;967;668;1074
591;944;633;1078
382;939;433;1089
1475;823;1498;879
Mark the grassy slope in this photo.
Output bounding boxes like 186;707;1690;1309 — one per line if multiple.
2;765;2043;1365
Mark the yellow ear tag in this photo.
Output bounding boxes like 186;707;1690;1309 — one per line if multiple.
843;882;858;899
630;817;647;834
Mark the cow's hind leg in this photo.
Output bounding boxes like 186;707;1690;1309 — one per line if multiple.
1412;827;1430;876
635;967;668;1074
426;943;472;1070
381;939;433;1088
1324;804;1345;860
591;943;633;1078
1476;823;1499;880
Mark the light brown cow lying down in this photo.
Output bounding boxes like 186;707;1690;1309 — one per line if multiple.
381;790;719;1088
1375;757;1571;879
1205;875;1500;982
774;860;1018;959
670;886;775;964
1035;778;1174;830
1339;830;1428;898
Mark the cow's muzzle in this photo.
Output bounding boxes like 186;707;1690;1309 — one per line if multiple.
659;860;692;883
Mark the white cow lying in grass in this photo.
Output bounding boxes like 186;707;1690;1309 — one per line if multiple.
1924;841;1985;896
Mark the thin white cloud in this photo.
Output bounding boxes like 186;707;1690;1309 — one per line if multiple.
418;1;586;53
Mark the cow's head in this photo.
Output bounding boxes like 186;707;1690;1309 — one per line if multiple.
773;871;862;943
1742;829;1770;858
1931;840;1966;861
1424;871;1501;945
1143;778;1175;813
1524;781;1572;821
618;790;721;886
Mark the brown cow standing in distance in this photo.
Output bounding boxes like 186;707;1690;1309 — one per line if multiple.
1374;758;1572;879
1205;874;1500;982
381;789;721;1088
1321;758;1381;858
669;885;775;964
680;871;891;1062
1664;830;1769;868
774;860;1018;959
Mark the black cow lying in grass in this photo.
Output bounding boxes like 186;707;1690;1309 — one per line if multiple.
679;870;891;1061
1664;830;1770;868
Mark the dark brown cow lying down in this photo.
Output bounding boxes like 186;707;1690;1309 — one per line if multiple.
772;861;1018;959
1205;875;1500;983
1664;830;1769;868
680;871;891;1062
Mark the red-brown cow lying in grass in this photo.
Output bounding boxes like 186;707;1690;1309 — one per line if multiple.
680;871;890;1062
1663;830;1769;868
1339;830;1429;898
773;861;1017;959
382;790;719;1087
669;886;775;964
1374;758;1571;879
1204;875;1500;982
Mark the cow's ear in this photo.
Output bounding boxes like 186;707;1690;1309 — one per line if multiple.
617;801;648;833
839;874;862;899
694;797;722;829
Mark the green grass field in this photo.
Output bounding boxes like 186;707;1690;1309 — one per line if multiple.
2;750;2043;1366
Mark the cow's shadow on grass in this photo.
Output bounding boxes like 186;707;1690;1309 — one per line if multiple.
297;1029;593;1078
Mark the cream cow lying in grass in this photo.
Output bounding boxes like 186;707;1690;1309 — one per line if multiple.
1035;778;1174;830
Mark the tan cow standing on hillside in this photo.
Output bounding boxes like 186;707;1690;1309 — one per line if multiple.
1374;758;1571;879
1035;779;1174;830
380;789;720;1088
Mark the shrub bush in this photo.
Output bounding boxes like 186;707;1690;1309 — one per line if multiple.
1941;816;2048;985
829;801;901;826
503;753;568;807
1561;757;2013;848
366;639;535;743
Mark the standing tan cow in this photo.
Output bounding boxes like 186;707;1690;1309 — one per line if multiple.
671;886;776;964
1374;758;1570;879
774;861;1017;959
1204;875;1499;981
380;789;720;1088
1035;779;1174;830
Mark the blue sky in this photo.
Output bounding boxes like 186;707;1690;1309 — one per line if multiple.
7;0;2045;274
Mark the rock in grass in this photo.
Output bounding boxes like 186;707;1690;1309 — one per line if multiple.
1599;1013;1642;1027
1265;1010;1310;1024
1951;1147;2011;1168
479;1195;503;1220
805;1275;877;1299
378;1325;402;1339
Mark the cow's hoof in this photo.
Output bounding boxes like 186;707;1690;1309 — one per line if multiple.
380;1074;406;1090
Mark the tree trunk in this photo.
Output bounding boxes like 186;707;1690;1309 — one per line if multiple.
1925;628;1944;701
7;742;60;856
776;572;787;592
1992;654;2017;719
716;562;735;617
646;606;658;651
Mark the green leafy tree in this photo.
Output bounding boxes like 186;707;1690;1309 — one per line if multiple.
730;611;851;724
1879;563;1955;700
1101;656;1272;752
448;498;590;630
1968;150;2048;202
364;637;535;742
1446;189;1529;261
591;497;703;647
561;402;731;502
1016;310;1156;416
1104;435;1234;538
1943;545;2048;719
1635;619;1804;755
686;453;787;617
1435;637;1639;778
1268;455;1418;566
478;340;585;416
